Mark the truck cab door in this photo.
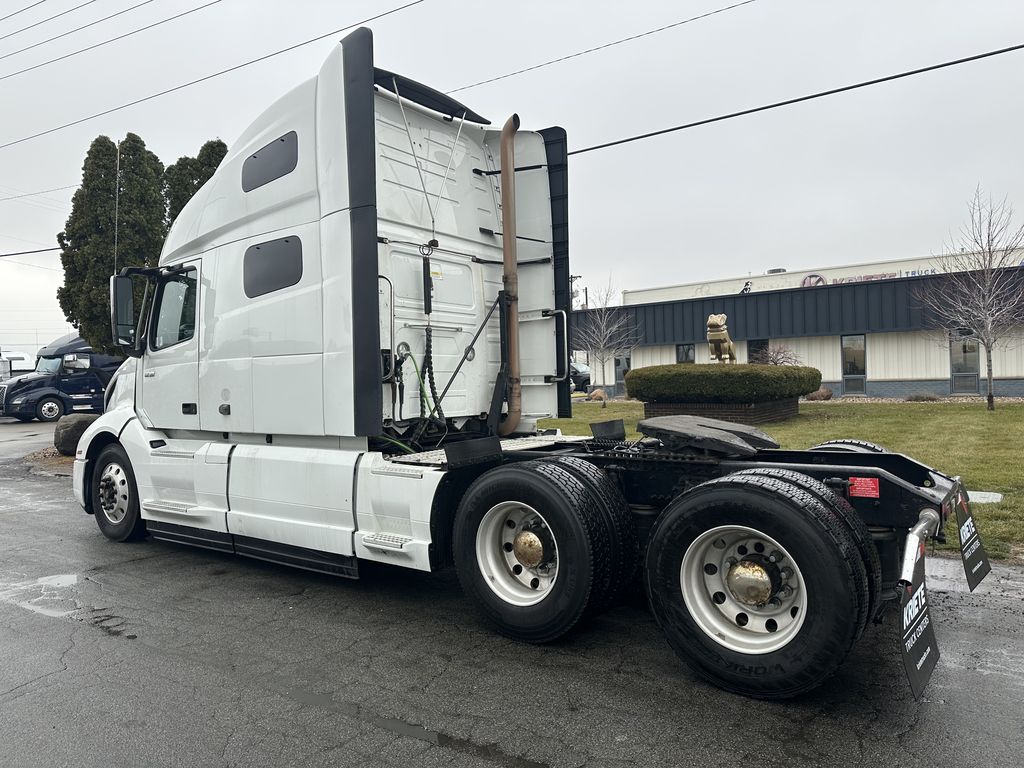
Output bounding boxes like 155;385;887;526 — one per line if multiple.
57;355;104;413
139;260;201;430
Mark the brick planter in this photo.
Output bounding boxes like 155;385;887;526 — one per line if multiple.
642;398;798;424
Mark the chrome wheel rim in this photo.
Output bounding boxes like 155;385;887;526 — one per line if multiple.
39;400;61;419
680;525;807;654
476;502;558;607
98;462;130;525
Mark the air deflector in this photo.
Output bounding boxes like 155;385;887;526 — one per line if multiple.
373;68;490;125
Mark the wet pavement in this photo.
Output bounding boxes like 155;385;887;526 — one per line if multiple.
0;417;55;459
1;425;1023;767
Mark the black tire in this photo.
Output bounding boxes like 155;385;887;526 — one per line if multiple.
544;456;639;610
810;439;887;453
35;396;64;422
91;443;146;542
646;473;868;699
452;461;612;643
732;468;881;634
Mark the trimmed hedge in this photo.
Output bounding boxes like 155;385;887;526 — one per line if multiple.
625;364;822;404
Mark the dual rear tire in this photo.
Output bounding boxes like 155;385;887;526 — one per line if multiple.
452;459;636;644
455;461;877;699
645;471;876;699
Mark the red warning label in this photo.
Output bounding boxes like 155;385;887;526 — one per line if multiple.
849;476;880;498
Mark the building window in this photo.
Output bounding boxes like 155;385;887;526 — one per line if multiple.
950;337;980;394
747;338;769;363
676;343;695;364
841;335;866;394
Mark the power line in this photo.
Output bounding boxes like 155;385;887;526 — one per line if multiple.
0;247;60;257
0;259;61;271
447;0;758;94
0;0;425;151
0;0;223;80
0;1;49;25
10;19;1022;198
568;40;1024;156
0;185;77;202
0;0;101;43
0;0;160;65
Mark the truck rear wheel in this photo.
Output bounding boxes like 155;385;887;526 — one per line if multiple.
733;468;881;634
810;439;887;453
91;443;147;542
543;456;639;609
453;461;611;643
646;473;868;699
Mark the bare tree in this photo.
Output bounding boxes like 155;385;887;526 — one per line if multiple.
915;188;1024;410
572;281;640;390
750;344;802;366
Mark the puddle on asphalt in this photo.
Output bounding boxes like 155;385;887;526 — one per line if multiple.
0;573;80;617
285;686;550;768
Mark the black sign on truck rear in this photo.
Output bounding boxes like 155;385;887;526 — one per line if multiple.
955;489;991;591
901;541;940;699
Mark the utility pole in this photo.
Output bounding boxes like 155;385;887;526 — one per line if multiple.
113;140;121;275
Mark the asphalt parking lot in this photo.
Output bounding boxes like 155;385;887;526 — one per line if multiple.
1;422;1023;768
0;417;55;459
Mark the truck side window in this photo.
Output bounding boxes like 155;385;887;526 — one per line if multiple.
243;237;302;298
151;269;198;351
241;131;298;192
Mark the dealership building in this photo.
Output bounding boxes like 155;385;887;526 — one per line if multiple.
591;255;1024;398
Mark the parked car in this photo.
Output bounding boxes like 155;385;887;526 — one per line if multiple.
0;334;121;422
569;361;591;391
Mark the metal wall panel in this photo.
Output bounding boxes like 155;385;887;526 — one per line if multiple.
575;271;1024;346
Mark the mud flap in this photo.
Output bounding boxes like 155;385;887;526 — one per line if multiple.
900;541;939;699
954;488;991;591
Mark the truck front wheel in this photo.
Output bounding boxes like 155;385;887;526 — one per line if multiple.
35;396;64;422
91;443;147;542
646;473;868;699
452;461;611;644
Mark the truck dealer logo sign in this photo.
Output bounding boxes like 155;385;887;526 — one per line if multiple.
901;542;940;699
955;491;991;591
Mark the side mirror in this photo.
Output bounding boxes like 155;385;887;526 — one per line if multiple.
63;353;90;371
110;275;140;355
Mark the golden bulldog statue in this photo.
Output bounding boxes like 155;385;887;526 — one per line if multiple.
706;313;737;364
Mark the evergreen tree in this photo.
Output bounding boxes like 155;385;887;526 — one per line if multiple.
57;133;166;351
164;138;227;225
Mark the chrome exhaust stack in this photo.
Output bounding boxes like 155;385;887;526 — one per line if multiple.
498;113;521;437
898;508;941;587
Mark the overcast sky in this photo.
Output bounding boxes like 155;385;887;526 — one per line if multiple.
2;0;1024;356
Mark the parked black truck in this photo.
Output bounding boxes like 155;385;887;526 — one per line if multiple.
0;334;121;422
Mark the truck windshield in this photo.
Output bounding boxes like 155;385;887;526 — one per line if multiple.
35;357;61;374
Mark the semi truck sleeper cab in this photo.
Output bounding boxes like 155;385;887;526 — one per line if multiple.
74;27;989;700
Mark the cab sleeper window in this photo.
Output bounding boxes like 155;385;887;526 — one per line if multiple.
242;131;298;192
151;270;198;351
243;237;303;298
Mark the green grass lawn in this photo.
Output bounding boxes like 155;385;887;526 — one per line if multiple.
540;401;1024;562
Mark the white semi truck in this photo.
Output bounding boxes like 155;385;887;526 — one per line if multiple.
75;28;989;699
